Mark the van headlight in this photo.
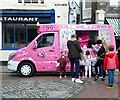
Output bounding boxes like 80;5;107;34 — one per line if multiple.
8;53;16;61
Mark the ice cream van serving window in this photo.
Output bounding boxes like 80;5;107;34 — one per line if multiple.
37;33;54;48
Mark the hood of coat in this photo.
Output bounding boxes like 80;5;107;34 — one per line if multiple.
105;52;116;58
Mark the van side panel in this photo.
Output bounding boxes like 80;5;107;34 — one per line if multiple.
7;24;116;74
33;32;60;72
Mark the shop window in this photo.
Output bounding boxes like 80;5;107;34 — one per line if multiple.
32;0;38;3
15;24;26;48
3;24;15;48
27;24;38;44
85;0;91;9
24;0;31;3
18;0;22;3
40;0;44;4
83;0;91;10
19;0;43;4
24;0;38;3
2;23;38;50
37;33;54;48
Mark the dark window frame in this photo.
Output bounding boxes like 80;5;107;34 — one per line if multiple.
18;0;22;3
40;0;44;4
2;23;38;50
24;0;38;3
37;33;54;48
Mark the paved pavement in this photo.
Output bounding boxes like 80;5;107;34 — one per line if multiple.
1;66;84;99
0;65;12;73
1;79;84;98
0;65;120;99
72;75;120;99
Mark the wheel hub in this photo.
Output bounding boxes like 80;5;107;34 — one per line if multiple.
21;65;31;76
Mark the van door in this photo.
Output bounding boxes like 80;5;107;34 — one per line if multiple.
33;32;59;71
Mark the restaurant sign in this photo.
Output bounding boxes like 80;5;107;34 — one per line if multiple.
0;17;39;22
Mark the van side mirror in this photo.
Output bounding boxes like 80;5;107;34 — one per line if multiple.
33;41;37;49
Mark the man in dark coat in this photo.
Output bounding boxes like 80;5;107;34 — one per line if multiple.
93;39;106;81
67;34;83;83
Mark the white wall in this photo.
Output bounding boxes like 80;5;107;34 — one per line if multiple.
110;0;120;7
50;1;68;24
0;0;68;24
0;0;18;9
0;0;69;61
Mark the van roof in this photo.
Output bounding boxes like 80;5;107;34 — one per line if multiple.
38;24;113;32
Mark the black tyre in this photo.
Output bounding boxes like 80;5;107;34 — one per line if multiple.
18;62;35;77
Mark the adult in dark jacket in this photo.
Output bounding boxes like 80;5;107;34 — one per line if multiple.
67;34;83;83
93;39;106;81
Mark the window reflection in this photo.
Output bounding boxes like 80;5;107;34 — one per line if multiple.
37;33;54;48
15;24;26;48
2;23;38;49
3;24;14;48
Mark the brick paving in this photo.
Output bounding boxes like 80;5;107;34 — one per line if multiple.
1;78;84;98
1;74;119;99
0;65;120;99
72;73;120;99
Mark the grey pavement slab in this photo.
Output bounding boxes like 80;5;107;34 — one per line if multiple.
0;66;13;73
1;79;84;99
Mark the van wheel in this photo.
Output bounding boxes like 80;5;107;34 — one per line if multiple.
18;62;35;77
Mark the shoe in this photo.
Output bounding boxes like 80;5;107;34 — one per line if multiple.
107;84;113;88
59;76;62;78
72;78;75;82
89;76;91;78
64;75;67;78
79;76;81;78
94;76;99;81
82;76;85;78
101;78;105;81
99;76;103;79
75;79;83;83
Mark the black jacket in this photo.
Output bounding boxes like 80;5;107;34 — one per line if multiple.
97;46;105;59
67;40;82;59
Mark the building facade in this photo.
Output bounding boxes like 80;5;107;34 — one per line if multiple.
0;0;69;61
0;0;119;62
96;0;120;48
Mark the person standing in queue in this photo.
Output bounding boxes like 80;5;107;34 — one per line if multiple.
104;45;119;88
67;34;83;83
57;52;67;78
92;39;106;81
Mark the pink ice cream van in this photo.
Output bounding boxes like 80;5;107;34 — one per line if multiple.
7;24;116;77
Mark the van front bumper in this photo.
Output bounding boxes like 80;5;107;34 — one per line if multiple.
7;60;20;71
